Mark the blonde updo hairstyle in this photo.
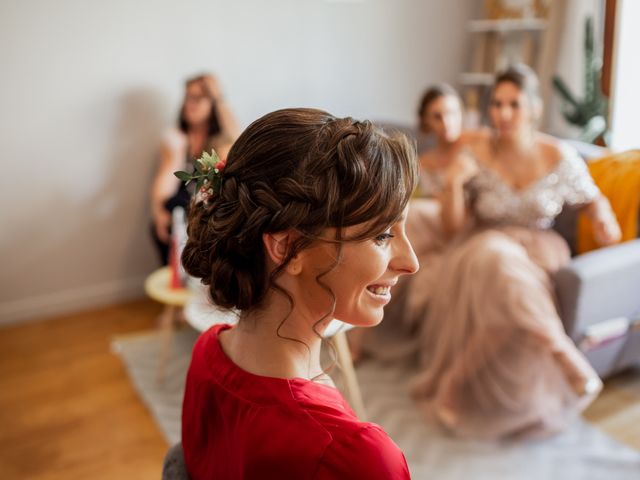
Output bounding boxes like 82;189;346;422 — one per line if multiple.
182;108;418;314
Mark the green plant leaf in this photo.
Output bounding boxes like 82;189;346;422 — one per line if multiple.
174;171;192;182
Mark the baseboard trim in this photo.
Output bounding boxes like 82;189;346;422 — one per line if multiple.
0;276;148;326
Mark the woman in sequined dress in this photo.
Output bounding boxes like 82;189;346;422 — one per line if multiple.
407;64;621;439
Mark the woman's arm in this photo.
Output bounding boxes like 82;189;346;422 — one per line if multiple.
203;75;241;139
214;97;241;139
582;194;622;246
551;140;620;247
439;176;468;237
438;131;487;236
150;137;185;243
439;152;478;237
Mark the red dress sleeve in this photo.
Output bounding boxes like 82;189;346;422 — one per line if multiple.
314;424;411;479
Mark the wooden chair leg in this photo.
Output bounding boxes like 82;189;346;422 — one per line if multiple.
156;305;177;385
332;330;367;421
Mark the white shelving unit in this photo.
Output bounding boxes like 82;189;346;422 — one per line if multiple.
459;16;548;122
468;18;547;33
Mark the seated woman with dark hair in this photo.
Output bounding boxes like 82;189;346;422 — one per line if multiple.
150;73;239;265
179;108;419;478
417;83;479;202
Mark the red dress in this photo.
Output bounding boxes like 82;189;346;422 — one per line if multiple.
182;324;410;479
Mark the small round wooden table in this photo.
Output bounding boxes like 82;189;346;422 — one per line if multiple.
144;266;193;383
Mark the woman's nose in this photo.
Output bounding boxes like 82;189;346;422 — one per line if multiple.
499;107;513;121
444;117;454;131
391;235;419;275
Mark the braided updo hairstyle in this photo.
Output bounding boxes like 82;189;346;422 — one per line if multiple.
182;108;418;312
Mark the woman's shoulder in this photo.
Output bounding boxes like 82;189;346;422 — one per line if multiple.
536;133;573;159
295;390;408;477
186;324;228;376
161;127;188;151
460;127;491;145
340;423;404;456
317;423;410;479
535;134;585;173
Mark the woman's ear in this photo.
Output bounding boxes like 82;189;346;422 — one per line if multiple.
262;231;303;275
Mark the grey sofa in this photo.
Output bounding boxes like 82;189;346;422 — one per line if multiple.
379;121;640;379
555;236;640;378
552;140;640;378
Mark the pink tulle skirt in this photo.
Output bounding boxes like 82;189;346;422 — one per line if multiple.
394;200;601;439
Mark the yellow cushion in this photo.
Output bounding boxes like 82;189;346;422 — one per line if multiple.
577;150;640;254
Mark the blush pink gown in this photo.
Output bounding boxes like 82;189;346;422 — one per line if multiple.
401;146;603;439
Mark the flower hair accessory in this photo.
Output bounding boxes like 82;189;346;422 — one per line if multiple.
174;149;226;204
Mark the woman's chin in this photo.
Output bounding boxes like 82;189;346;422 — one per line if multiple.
444;132;462;144
355;311;385;328
496;127;521;139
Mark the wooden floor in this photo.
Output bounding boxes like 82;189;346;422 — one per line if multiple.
0;300;167;480
1;299;639;480
583;367;640;450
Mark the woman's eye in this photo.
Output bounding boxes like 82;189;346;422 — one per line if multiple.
374;233;395;245
511;101;519;109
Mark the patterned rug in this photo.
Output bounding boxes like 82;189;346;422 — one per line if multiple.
112;328;640;479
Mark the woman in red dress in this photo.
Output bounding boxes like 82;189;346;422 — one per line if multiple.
179;108;420;479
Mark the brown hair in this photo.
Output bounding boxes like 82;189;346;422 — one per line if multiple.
417;83;461;130
178;74;221;138
493;63;541;106
182;108;418;312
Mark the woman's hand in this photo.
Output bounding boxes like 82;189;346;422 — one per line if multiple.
587;195;622;247
592;215;621;246
202;74;222;101
440;152;477;237
444;151;478;186
154;209;172;244
201;73;241;138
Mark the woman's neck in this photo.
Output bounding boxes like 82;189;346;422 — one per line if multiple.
188;122;209;135
187;125;209;156
435;139;457;154
220;300;328;382
431;139;460;167
492;129;535;156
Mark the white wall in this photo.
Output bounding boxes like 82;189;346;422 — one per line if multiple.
0;0;474;324
610;0;640;151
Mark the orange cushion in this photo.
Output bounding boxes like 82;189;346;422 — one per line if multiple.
577;150;640;254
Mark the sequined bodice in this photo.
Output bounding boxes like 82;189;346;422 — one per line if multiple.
468;146;599;229
419;170;445;198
